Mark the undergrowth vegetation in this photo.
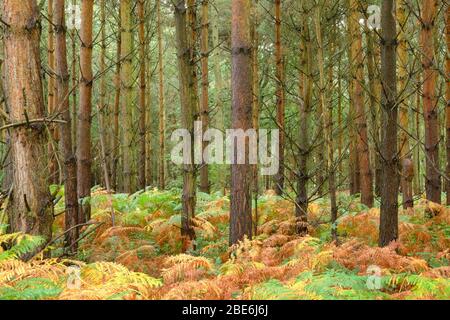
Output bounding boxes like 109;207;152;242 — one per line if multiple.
0;188;449;300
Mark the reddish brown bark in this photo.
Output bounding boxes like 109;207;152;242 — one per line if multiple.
230;0;253;245
70;0;77;151
2;0;54;249
47;0;59;185
366;24;382;198
398;2;413;209
421;0;440;204
348;0;360;196
351;0;373;207
47;0;54;117
53;0;79;252
77;0;94;223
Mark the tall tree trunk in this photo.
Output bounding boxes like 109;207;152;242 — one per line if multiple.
112;8;121;191
77;0;93;223
315;5;338;240
212;6;225;193
2;0;54;248
274;0;285;195
0;34;3;128
47;0;55;115
157;0;166;190
348;0;360;195
138;0;147;190
0;94;12;193
120;0;133;193
230;0;253;245
379;0;399;247
71;0;77;152
398;1;413;209
296;12;311;236
366;26;382;197
251;0;259;235
145;8;153;186
199;0;210;193
47;0;59;185
351;0;373;207
446;3;450;205
0;34;3;107
54;0;79;252
187;0;199;110
337;50;343;180
421;0;440;203
99;0;110;188
174;0;197;250
328;22;338;241
187;0;200;176
0;16;11;193
414;75;422;195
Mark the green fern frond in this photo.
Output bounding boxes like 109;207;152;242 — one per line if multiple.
386;274;450;299
245;279;299;300
0;277;62;300
0;233;46;261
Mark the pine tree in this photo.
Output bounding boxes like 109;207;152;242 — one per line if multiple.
230;0;253;245
2;0;54;251
379;0;399;247
53;0;79;252
77;0;94;223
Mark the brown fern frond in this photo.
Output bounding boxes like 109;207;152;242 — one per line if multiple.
162;254;213;284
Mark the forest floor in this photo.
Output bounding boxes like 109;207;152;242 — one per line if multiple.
0;187;449;300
